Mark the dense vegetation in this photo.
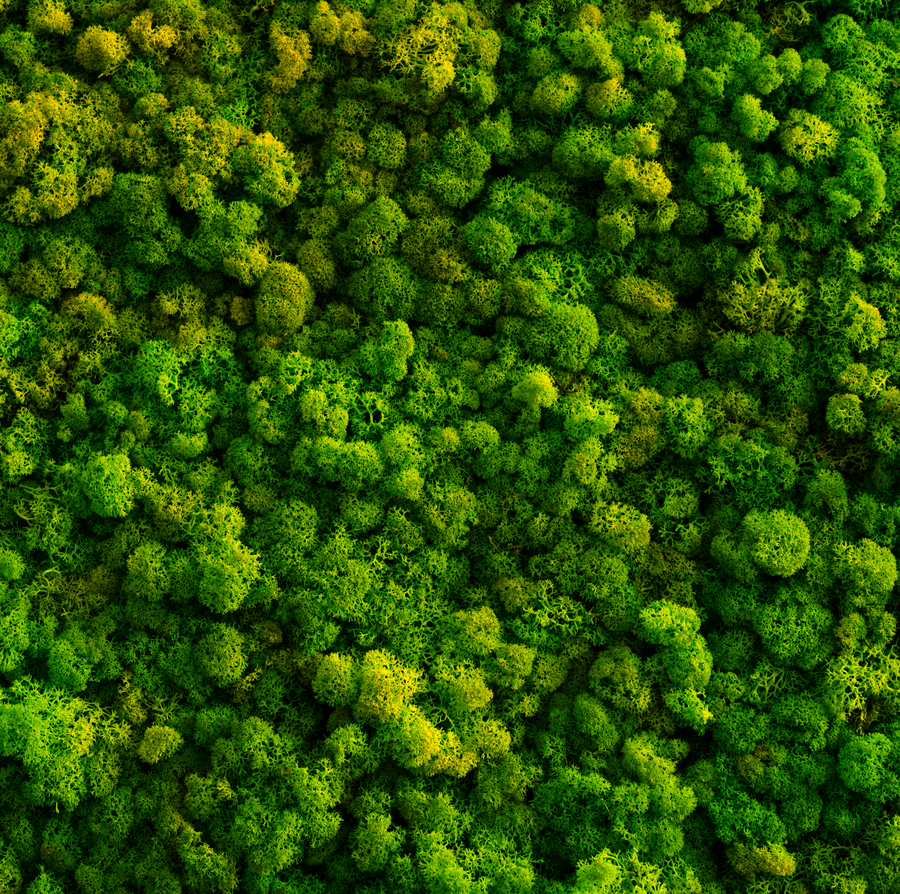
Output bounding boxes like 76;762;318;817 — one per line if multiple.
2;0;900;891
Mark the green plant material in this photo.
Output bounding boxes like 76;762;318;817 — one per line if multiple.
2;3;900;892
